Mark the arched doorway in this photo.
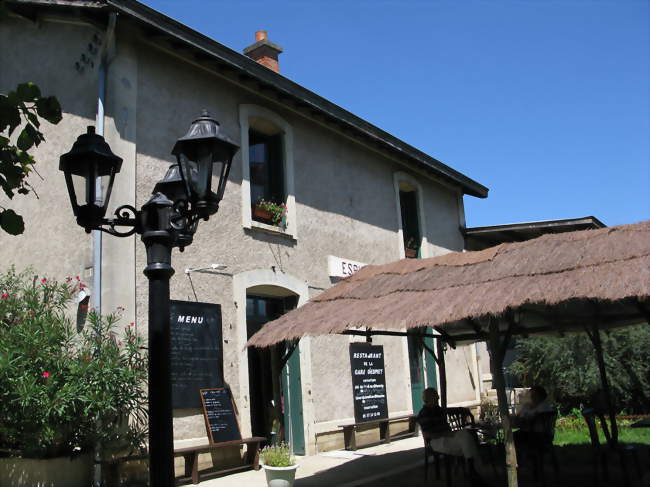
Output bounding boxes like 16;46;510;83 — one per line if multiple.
245;285;305;454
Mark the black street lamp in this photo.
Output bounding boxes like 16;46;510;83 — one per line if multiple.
60;111;239;486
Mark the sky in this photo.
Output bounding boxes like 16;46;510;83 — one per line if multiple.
142;0;649;227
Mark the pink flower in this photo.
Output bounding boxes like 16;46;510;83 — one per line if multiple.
75;275;80;280
1;293;8;299
42;371;50;378
79;283;86;289
129;322;135;327
40;278;47;283
118;341;123;346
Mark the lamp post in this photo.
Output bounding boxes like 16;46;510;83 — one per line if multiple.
60;111;239;486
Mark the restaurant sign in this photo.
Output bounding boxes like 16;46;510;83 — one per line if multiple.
328;255;367;278
349;343;388;423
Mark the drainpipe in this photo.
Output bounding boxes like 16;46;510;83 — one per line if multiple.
93;13;117;487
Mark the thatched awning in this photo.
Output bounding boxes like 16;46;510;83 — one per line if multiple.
248;220;650;348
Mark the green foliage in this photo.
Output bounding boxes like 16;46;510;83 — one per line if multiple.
0;82;62;235
260;442;295;467
0;268;147;458
509;326;650;413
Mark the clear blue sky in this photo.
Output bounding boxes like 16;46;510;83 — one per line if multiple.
142;0;649;227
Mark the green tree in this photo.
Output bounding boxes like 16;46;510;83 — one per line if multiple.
0;82;62;235
509;325;650;413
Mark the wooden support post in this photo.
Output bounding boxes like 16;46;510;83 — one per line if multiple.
436;339;447;409
587;320;619;446
488;317;518;487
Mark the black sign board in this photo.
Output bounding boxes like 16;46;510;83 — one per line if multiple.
170;300;223;408
349;343;388;423
200;388;241;443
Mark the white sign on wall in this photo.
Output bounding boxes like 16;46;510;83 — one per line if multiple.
328;255;367;278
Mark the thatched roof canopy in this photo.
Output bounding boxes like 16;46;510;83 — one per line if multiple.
247;220;650;348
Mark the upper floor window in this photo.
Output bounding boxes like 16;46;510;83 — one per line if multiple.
399;187;420;258
240;105;296;238
249;128;285;225
393;172;428;258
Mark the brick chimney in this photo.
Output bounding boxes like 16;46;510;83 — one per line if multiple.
243;30;283;73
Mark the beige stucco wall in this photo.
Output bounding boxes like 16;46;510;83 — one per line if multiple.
0;16;98;286
1;14;481;456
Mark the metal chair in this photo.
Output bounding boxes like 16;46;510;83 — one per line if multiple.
582;408;642;487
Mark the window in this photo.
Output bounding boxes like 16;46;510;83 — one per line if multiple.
240;105;296;238
249;129;285;224
393;172;428;258
399;188;420;258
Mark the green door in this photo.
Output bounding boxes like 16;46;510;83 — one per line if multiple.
409;327;438;412
408;333;425;412
424;328;438;390
282;343;305;455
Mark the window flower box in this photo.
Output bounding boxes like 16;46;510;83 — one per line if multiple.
405;247;418;258
253;200;287;229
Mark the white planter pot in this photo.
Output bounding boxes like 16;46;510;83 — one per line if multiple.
0;454;93;487
262;463;299;487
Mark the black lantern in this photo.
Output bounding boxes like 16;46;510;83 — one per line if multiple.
153;164;198;250
59;126;123;231
171;110;239;219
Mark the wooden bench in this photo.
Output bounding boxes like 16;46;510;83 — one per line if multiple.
174;436;266;484
102;436;266;485
339;414;419;451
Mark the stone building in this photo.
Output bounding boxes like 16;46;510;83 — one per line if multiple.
1;0;488;458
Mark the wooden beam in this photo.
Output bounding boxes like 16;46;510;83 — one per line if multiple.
488;317;519;487
586;308;619;447
432;326;456;349
436;339;447;409
422;340;439;366
340;329;440;339
278;340;299;371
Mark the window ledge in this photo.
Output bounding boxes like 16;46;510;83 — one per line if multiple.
249;220;296;240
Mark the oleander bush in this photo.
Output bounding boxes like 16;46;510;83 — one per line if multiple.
0;268;147;458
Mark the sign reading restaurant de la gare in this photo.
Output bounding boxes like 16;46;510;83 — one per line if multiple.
349;343;388;423
328;255;367;278
170;300;223;409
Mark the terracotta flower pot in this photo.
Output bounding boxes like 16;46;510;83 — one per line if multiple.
405;248;418;258
253;205;274;224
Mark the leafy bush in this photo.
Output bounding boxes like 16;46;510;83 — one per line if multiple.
0;268;147;458
509;326;650;413
260;442;295;467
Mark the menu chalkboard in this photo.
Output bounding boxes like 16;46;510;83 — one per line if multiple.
200;388;241;443
170;300;223;409
350;343;388;423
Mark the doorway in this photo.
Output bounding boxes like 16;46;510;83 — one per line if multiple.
408;328;438;412
246;293;305;454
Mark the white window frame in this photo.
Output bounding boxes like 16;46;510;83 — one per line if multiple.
393;171;429;258
239;104;297;239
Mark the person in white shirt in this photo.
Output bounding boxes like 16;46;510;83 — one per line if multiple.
513;385;555;447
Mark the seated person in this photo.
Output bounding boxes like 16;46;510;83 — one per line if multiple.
512;385;554;448
417;388;483;474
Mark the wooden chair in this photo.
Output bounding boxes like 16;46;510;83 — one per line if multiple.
582;408;642;487
421;407;476;486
